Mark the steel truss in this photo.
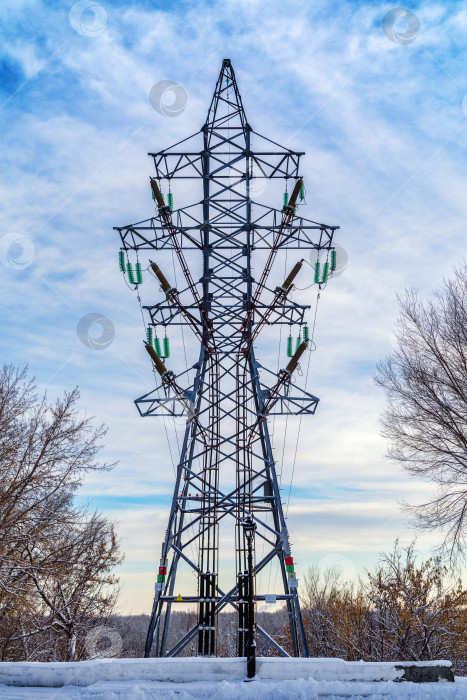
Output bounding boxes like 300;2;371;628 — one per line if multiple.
114;59;338;659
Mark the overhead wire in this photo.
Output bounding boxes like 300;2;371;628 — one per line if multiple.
130;214;198;580
272;282;321;594
266;248;288;595
285;290;321;517
170;220;199;580
131;255;178;483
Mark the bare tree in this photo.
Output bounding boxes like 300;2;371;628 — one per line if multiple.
300;566;369;660
363;540;467;666
375;265;467;555
22;510;121;661
297;545;467;672
0;364;122;661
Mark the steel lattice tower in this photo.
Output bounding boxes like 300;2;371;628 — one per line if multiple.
115;59;338;660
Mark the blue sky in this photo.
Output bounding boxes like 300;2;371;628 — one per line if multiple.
1;0;467;613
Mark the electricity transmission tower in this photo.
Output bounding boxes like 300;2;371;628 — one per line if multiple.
115;59;338;661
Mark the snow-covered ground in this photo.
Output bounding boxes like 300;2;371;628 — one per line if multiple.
1;678;467;699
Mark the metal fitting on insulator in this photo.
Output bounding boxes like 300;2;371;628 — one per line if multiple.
150;179;167;209
285;341;308;375
150;261;173;295
282;259;304;293
145;343;168;377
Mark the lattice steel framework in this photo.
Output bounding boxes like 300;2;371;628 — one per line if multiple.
114;59;339;659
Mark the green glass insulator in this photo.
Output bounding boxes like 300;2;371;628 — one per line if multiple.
126;262;136;285
287;335;293;358
303;325;309;342
167;192;174;211
135;262;143;285
146;327;153;345
322;261;329;284
283;192;289;207
163;336;170;358
295;335;301;352
330;249;337;272
119;251;125;272
314;262;320;284
154;337;162;357
151;189;156;201
299;183;305;200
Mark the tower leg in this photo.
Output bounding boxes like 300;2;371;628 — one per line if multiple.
197;354;220;656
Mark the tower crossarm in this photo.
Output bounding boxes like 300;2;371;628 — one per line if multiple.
114;213;338;251
150;150;303;181
144;343;209;446
144;300;309;329
257;362;319;415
